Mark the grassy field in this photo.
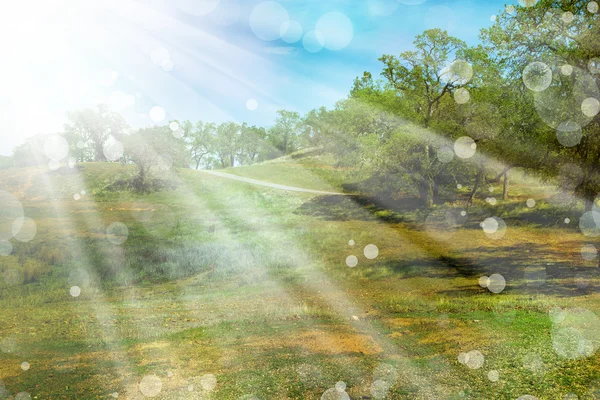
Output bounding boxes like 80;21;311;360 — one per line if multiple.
0;159;599;399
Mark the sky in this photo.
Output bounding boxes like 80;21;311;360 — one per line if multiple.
0;0;509;156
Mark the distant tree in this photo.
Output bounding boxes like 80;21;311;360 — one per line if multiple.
268;110;305;155
64;105;128;162
213;122;240;168
123;126;189;191
203;154;222;170
185;121;215;169
238;124;268;165
302;107;329;149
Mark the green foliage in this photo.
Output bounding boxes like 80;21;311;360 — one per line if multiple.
184;120;215;169
212;121;241;168
239;123;269;165
480;0;600;207
379;29;468;127
268;109;306;155
64;105;128;162
121;125;189;192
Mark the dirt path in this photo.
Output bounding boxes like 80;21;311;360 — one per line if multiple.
198;170;348;195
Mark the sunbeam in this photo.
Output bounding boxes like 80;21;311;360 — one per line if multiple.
2;0;600;399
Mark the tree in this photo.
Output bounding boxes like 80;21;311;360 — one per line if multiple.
123;126;189;191
238;124;268;165
379;29;469;128
374;29;472;205
268;110;305;155
186;121;215;169
213;122;240;168
64;105;128;162
303;107;331;149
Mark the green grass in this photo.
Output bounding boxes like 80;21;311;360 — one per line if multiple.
0;160;599;399
223;149;365;192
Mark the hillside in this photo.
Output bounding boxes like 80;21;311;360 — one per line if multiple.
223;148;365;193
0;162;599;399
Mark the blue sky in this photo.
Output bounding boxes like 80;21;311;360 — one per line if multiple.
0;0;509;156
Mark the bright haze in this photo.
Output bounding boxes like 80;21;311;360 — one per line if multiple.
0;0;505;156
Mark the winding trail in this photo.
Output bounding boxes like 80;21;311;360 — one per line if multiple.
198;169;348;196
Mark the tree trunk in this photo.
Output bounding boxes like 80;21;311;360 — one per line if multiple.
584;185;596;212
419;143;434;206
427;182;434;206
432;178;440;204
502;171;509;200
418;179;431;206
424;102;432;128
94;143;106;162
467;168;484;208
195;159;201;169
137;166;146;192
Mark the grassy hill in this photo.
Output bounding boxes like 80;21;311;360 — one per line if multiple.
0;162;599;399
223;148;365;193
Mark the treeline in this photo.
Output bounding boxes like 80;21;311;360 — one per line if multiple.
182;109;309;169
13;107;310;170
12;0;600;208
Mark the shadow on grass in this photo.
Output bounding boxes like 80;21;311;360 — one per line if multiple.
302;185;584;230
296;194;486;278
294;193;424;222
294;195;377;221
489;199;582;228
296;193;598;290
